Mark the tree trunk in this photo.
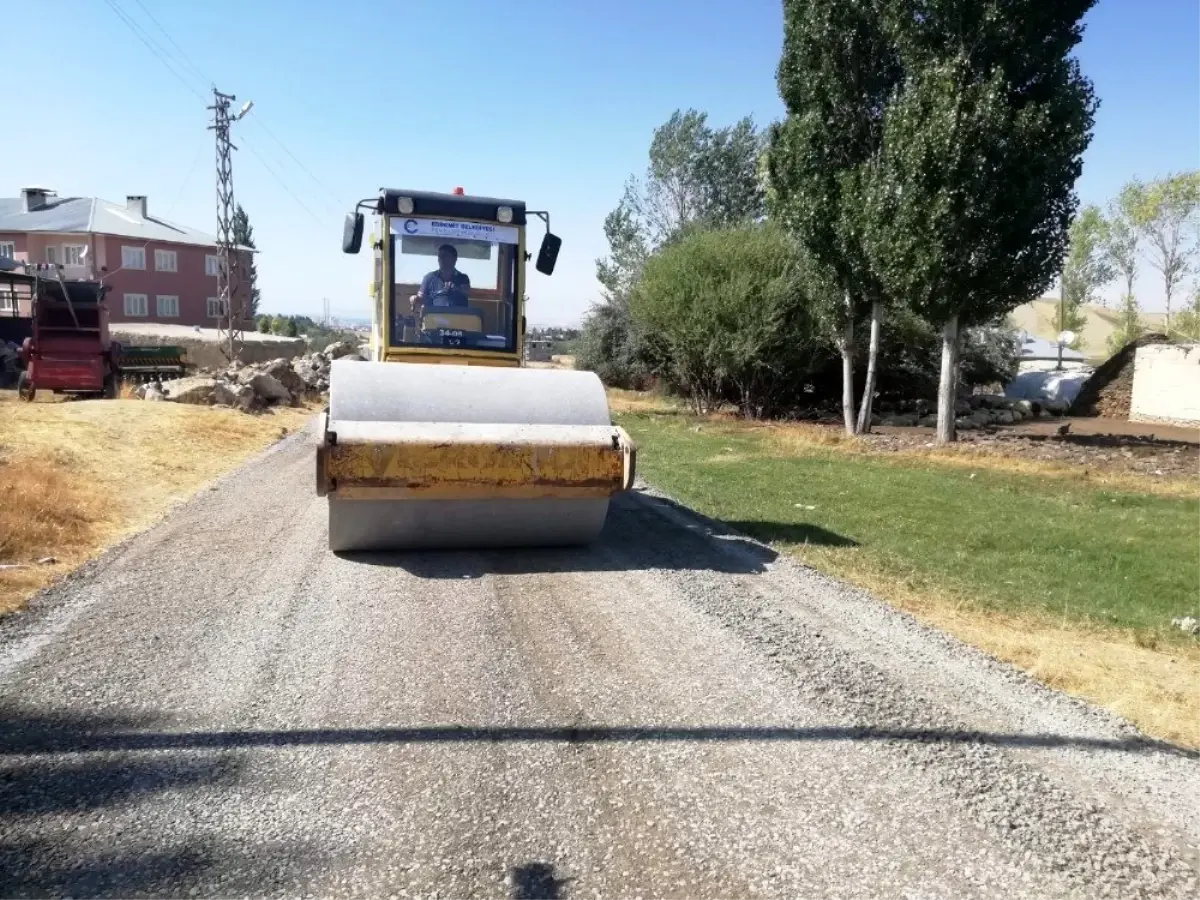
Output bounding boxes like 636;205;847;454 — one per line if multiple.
838;321;857;435
837;292;857;435
855;301;883;434
936;315;960;445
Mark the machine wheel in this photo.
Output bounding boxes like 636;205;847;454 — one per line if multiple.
324;360;620;552
16;370;34;402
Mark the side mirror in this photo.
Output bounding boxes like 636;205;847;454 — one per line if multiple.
342;212;364;254
535;232;561;276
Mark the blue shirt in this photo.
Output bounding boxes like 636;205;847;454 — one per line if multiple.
420;269;471;307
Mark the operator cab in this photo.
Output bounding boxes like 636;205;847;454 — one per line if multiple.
342;187;561;362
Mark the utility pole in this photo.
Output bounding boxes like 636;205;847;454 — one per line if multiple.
207;87;253;363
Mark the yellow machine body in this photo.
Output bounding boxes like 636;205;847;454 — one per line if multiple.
318;187;636;552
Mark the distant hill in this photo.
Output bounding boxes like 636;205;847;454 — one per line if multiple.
1006;298;1166;362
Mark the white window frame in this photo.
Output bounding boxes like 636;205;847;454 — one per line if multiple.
123;293;149;317
154;248;178;273
45;246;57;264
207;297;226;319
62;243;88;267
122;245;145;269
0;241;15;260
205;254;221;277
0;290;16;312
155;294;180;318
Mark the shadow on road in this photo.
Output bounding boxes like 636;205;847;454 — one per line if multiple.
511;861;569;899
0;708;299;899
2;707;1190;759
335;490;855;578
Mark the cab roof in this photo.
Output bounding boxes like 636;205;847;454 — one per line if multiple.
376;188;527;226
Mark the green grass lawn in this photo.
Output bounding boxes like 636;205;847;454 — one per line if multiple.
618;412;1200;639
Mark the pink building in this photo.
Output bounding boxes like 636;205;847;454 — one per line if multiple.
0;186;254;327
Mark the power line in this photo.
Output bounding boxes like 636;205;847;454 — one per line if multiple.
100;0;339;234
239;138;331;226
127;0;210;89
242;116;344;211
101;0;206;101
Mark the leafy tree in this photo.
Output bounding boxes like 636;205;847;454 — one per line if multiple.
861;0;1099;443
628;223;832;417
256;314;271;333
281;316;299;338
1058;203;1114;350
621;109;767;248
1102;178;1145;310
1170;283;1200;341
1136;171;1200;330
232;204;260;318
1107;294;1147;353
765;0;902;434
582;109;768;387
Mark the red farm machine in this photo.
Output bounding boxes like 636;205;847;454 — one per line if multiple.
0;261;186;401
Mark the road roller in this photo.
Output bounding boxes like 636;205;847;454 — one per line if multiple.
315;187;637;552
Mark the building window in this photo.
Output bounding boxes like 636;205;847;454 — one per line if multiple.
207;297;226;318
124;293;148;317
62;244;87;266
0;291;16;312
154;248;177;272
0;242;14;259
205;254;221;277
156;295;179;318
45;246;57;264
122;246;145;269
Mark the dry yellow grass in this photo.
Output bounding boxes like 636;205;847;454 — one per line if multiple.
0;392;313;615
798;547;1200;748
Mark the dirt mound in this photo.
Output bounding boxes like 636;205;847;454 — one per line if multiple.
1071;333;1173;418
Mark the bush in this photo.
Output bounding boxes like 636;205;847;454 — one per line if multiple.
628;223;829;417
574;302;654;390
576;224;1021;417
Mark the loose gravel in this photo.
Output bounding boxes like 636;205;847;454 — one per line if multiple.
0;420;1196;898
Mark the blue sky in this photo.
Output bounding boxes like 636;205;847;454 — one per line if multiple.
5;0;1198;325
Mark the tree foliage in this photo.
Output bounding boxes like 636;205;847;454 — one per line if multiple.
1135;170;1200;327
765;0;899;306
861;0;1098;441
1058;203;1113;348
232;204;260;318
1102;178;1145;308
582;109;769;387
628;223;832;417
765;0;902;433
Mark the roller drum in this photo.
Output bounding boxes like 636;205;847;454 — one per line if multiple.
323;361;622;552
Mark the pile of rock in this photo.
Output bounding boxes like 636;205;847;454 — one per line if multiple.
878;393;1071;431
140;340;365;412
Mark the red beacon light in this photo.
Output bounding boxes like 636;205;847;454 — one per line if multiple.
452;186;465;195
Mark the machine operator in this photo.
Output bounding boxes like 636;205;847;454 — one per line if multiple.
410;244;471;312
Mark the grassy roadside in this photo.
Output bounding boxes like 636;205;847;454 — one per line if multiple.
615;399;1200;749
0;393;314;616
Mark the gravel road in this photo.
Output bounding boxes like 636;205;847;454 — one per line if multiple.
2;421;1198;899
